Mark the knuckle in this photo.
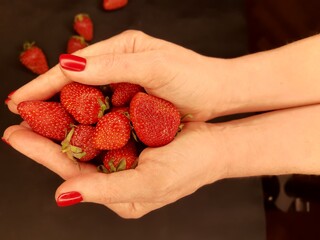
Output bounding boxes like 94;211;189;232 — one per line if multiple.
122;211;144;219
120;30;148;53
116;204;146;219
121;29;145;38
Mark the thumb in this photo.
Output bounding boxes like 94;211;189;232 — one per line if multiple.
55;170;146;207
58;51;172;89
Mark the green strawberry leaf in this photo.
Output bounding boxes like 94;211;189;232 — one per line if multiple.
108;160;117;172
97;165;110;174
117;159;127;171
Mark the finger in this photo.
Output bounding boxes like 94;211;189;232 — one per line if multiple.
59;50;174;90
8;66;71;114
8;31;160;113
3;125;97;180
55;168;157;206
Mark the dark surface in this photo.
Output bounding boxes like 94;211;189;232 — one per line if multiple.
0;1;266;239
245;0;320;53
245;1;320;239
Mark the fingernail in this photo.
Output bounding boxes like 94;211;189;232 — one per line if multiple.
56;191;83;207
8;90;16;99
2;137;10;146
59;54;86;71
4;98;10;105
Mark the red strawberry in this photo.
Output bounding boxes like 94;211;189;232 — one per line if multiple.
17;101;74;141
102;140;138;172
93;111;131;150
111;82;143;107
61;125;101;162
103;0;128;10
67;36;88;54
60;82;109;124
73;14;93;41
130;92;181;147
19;42;49;75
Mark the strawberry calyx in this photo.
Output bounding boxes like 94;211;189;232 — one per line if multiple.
131;130;139;143
71;35;87;44
124;113;140;143
176;114;192;135
61;126;86;162
74;13;89;23
97;165;109;173
23;41;36;51
181;113;193;122
98;97;110;118
97;158;127;174
109;158;127;172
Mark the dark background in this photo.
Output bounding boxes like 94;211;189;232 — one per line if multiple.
2;0;320;239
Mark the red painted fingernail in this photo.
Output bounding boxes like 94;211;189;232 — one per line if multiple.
8;90;16;99
56;191;83;207
2;137;10;146
4;98;10;105
59;54;86;71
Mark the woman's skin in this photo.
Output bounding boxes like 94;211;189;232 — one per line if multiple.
4;30;320;218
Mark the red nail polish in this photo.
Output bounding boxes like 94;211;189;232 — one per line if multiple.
4;98;10;105
56;191;83;207
2;137;10;146
8;90;16;99
59;54;86;71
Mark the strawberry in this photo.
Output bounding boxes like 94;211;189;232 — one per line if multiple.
93;111;131;150
61;125;101;162
103;0;128;10
60;82;109;124
17;101;74;141
73;14;93;41
101;140;138;173
110;82;143;107
67;36;88;54
19;42;49;75
130;92;181;147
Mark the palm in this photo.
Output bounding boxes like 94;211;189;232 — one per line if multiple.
4;122;224;218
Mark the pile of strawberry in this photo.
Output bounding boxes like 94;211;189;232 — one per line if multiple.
17;83;182;173
19;13;94;75
20;0;129;74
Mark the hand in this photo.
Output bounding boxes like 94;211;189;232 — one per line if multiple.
8;32;320;120
3;122;226;218
7;30;232;121
4;30;230;217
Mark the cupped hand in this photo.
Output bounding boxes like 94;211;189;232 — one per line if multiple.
7;30;232;121
3;121;226;218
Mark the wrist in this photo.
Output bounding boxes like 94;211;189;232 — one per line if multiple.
216;105;320;179
225;35;320;115
199;57;241;120
194;123;231;184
